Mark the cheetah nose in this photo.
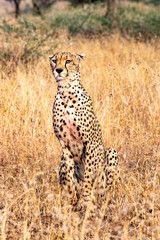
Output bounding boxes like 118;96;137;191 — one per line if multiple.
56;68;63;74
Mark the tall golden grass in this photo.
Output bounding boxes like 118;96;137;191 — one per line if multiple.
0;34;160;239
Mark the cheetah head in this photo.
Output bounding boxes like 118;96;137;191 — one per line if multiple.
49;52;85;83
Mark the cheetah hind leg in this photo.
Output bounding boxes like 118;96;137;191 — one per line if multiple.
105;147;120;191
96;147;120;205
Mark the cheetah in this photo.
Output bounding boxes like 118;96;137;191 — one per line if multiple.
50;52;119;208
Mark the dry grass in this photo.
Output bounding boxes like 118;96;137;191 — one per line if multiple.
0;33;160;239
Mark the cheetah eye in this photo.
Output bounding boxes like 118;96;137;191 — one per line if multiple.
52;60;57;64
66;60;72;64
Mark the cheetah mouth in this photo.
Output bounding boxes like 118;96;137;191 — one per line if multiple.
55;75;65;82
56;79;64;83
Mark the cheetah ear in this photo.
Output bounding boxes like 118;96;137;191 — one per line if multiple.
49;55;54;60
49;53;58;60
77;53;86;60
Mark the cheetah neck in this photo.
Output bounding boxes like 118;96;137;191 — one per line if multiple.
57;73;82;90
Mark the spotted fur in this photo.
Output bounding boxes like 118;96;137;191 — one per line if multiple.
50;52;120;207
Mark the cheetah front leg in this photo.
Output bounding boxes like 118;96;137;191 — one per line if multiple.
59;147;78;206
78;150;95;208
75;151;100;212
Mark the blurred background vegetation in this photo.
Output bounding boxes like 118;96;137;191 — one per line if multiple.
0;0;160;65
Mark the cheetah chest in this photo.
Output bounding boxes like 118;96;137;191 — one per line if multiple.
53;94;83;157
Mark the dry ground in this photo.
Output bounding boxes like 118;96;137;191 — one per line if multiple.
0;34;160;239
